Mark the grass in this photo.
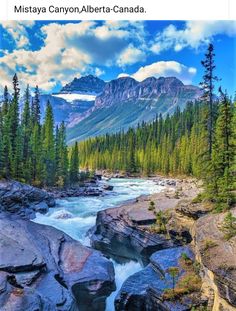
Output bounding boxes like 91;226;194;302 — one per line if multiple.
202;239;218;251
220;211;236;240
162;254;202;301
163;271;201;299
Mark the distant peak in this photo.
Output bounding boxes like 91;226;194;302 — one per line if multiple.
60;75;105;95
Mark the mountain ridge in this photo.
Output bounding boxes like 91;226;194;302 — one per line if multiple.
65;75;202;143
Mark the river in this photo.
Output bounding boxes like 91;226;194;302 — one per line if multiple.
34;178;163;310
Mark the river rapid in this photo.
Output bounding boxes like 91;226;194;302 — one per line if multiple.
34;178;163;310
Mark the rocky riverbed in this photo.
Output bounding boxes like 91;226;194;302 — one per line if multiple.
1;177;235;311
90;177;236;310
0;179;115;311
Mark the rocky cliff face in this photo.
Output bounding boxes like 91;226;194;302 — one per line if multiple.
95;76;200;109
60;75;106;94
194;208;236;310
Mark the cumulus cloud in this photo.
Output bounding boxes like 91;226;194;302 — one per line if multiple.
1;21;35;48
117;44;145;67
118;61;197;84
0;21;147;92
151;21;236;53
0;21;234;92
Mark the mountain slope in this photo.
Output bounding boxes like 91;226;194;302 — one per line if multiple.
67;76;202;144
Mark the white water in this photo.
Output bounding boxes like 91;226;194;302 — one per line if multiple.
34;178;163;310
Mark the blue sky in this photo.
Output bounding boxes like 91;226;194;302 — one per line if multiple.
0;20;235;95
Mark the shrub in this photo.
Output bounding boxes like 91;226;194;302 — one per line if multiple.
156;211;168;234
202;239;218;251
148;200;155;211
221;211;236;240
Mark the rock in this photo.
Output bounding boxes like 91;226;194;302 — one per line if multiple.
0;180;55;219
53;210;74;219
0;213;116;311
195;208;236;309
115;246;207;311
175;200;212;220
90;206;183;265
103;185;114;191
50;186;103;199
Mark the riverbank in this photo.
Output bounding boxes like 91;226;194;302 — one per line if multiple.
0;179;116;310
1;176;235;310
91;177;236;310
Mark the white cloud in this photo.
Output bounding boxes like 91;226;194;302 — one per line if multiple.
119;61;197;84
1;21;35;48
0;21;146;92
151;21;236;53
117;44;145;67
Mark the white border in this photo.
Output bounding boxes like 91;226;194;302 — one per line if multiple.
0;0;234;20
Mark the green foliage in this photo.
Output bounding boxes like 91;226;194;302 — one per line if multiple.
167;266;180;292
155;211;168;234
78;101;205;177
148;200;155;211
181;253;191;263
164;256;202;301
202;239;218;251
221;211;236;240
69;142;79;184
0;75;76;187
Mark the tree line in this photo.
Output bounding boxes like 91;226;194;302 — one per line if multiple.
79;44;235;210
0;75;79;187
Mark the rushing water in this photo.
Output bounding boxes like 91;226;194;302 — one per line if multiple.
34;178;163;310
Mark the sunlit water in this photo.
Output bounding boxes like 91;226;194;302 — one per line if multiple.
34;178;163;310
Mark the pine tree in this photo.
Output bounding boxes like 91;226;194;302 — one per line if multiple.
55;122;68;187
2;86;9;116
69;142;79;184
42;101;55;186
200;43;219;156
31;85;41;126
22;85;32;182
9;74;21;178
212;91;235;209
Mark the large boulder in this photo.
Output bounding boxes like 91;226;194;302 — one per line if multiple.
115;246;207;311
0;213;115;311
90;180;201;265
90;200;192;264
90;206;178;265
0;180;55;219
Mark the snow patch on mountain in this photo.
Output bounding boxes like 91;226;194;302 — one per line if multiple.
52;93;96;102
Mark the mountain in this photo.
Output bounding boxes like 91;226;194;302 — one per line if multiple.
60;75;106;94
37;75;106;125
66;76;202;144
1;75;201;143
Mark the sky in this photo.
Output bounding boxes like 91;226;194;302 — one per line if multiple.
0;20;235;95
